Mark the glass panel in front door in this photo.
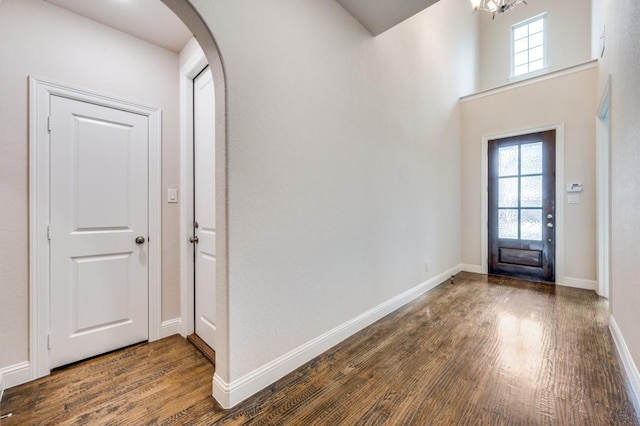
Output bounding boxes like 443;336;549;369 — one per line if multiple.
497;142;543;242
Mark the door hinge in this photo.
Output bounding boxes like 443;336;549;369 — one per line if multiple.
47;224;51;241
47;332;51;349
47;116;52;133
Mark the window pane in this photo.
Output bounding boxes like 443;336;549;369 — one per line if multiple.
514;38;528;53
521;176;542;207
529;18;544;34
521;142;542;174
529;45;544;62
513;25;528;40
529;32;544;48
514;64;529;76
521;209;542;241
499;209;519;239
514;51;529;66
529;59;544;72
499;177;519;207
498;145;518;176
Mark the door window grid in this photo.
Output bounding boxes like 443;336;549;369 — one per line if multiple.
498;142;543;241
512;14;546;77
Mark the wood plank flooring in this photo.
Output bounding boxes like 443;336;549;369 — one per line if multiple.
187;334;216;366
1;272;638;425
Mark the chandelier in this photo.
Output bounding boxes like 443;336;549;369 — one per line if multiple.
468;0;527;18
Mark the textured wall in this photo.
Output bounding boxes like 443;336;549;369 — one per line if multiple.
188;0;477;383
460;67;598;282
478;0;592;90
0;0;181;368
595;0;640;372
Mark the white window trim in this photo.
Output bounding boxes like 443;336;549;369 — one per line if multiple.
510;12;548;81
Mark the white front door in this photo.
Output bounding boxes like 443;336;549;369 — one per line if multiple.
193;67;217;350
49;95;149;369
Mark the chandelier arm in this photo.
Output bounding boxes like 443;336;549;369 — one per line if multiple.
469;0;527;16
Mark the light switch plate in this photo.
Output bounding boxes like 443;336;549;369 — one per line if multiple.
167;189;178;204
568;194;580;204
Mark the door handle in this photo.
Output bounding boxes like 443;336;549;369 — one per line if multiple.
189;236;199;244
547;214;553;219
135;236;146;244
547;223;554;228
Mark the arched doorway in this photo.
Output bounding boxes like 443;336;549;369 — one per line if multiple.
161;1;230;405
0;0;228;408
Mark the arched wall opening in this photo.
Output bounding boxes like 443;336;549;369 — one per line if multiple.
0;0;228;407
161;0;230;404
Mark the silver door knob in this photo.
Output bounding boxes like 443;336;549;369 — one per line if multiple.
189;236;199;244
547;214;553;219
547;223;554;228
135;236;146;244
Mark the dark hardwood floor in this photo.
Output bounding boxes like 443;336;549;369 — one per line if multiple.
1;272;638;425
187;333;216;366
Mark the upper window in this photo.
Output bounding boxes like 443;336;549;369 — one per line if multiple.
511;14;547;78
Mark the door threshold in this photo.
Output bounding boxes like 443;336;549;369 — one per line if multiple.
187;334;216;366
488;273;556;287
487;274;556;294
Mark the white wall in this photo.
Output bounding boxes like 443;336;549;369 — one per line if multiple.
460;66;598;284
595;0;640;392
478;0;592;90
185;0;477;398
0;0;182;369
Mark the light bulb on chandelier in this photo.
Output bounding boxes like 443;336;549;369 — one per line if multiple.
468;0;527;19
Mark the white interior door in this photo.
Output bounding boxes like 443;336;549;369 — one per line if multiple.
194;67;217;350
49;95;149;369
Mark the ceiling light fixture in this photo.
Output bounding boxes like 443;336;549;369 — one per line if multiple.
468;0;527;19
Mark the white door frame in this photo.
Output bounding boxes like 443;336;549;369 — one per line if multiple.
175;38;231;407
596;75;612;299
480;123;566;284
179;48;208;338
29;76;163;379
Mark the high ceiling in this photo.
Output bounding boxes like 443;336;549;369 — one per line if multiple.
335;0;441;35
44;0;192;52
42;0;441;53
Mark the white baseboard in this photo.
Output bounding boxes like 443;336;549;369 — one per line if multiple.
0;320;181;397
0;319;181;398
0;362;31;392
460;264;483;274
160;318;182;339
558;277;597;291
609;315;640;416
213;264;461;408
454;268;597;292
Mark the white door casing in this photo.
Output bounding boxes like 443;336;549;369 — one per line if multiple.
49;95;149;369
194;67;217;349
29;76;162;379
178;46;207;339
596;75;611;299
176;37;231;406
